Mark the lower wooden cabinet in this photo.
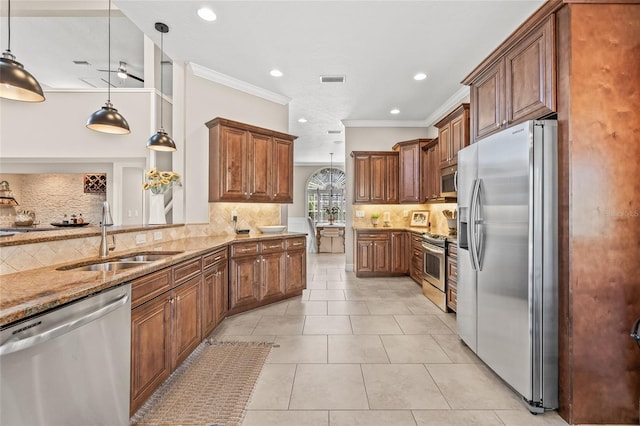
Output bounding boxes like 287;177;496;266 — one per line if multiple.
202;249;228;338
130;290;172;415
172;277;202;370
355;230;409;277
229;237;306;315
409;232;424;284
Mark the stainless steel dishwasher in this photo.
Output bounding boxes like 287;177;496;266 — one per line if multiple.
1;283;131;426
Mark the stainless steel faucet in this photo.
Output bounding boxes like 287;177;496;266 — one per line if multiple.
99;201;115;258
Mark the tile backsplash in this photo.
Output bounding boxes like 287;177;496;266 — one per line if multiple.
352;203;457;236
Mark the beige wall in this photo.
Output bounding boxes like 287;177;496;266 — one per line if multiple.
182;69;289;224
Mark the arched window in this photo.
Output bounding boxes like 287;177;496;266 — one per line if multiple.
306;167;346;224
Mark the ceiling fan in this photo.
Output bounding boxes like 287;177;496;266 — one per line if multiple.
98;61;144;82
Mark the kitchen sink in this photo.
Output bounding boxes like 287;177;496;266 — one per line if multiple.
58;261;147;272
117;251;183;262
57;251;183;272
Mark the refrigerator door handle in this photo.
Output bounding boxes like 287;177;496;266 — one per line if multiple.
476;179;485;270
468;178;481;271
454;171;458;192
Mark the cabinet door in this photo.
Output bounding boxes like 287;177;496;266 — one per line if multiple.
356;240;374;273
248;132;273;201
471;61;504;142
438;124;451;165
386;154;399;203
260;252;286;303
172;277;202;370
353;154;370;203
369;154;387;203
130;293;172;415
272;138;294;203
390;231;408;274
214;262;228;326
450;112;469;165
373;239;390;273
229;255;261;312
202;262;227;337
399;142;421;203
505;17;555;126
219;126;248;200
285;249;306;295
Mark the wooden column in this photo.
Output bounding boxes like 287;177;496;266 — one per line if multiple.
557;3;640;424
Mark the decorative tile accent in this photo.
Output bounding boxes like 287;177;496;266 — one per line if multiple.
351;203;456;235
84;174;107;193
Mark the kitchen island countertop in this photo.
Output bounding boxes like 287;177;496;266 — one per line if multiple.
0;232;306;327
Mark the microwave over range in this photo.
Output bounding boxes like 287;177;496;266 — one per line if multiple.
440;165;457;198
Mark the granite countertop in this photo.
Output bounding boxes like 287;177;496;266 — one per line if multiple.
0;232;306;327
0;224;184;247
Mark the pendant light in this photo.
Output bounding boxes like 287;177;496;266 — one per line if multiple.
0;0;45;102
86;0;130;134
146;22;176;151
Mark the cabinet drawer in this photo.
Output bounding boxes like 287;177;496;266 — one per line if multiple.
448;243;458;257
261;239;284;253
231;241;260;257
173;257;202;286
412;247;423;260
411;233;423;245
447;286;457;312
357;231;388;240
285;237;306;251
446;257;457;279
203;248;227;270
132;268;172;308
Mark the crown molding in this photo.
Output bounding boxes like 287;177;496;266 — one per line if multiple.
424;86;470;127
189;62;291;105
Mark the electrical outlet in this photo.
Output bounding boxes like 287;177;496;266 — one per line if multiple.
356;210;365;218
403;210;409;218
231;210;238;222
135;234;147;245
153;231;163;241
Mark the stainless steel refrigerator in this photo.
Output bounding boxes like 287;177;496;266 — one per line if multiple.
457;120;558;413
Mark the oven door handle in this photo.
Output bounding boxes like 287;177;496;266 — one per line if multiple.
422;244;444;256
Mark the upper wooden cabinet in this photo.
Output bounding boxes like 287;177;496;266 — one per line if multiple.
463;15;555;142
434;104;470;168
422;139;440;201
351;151;399;204
206;117;297;203
393;139;432;204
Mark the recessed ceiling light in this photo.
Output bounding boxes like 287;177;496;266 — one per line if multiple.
414;72;427;81
327;130;342;135
298;118;307;123
390;108;400;115
333;140;343;144
270;69;283;77
197;7;217;21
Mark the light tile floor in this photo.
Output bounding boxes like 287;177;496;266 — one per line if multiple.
211;253;569;426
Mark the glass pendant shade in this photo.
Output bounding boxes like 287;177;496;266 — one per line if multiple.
86;102;130;134
146;129;176;151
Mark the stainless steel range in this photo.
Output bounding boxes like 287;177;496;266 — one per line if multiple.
422;232;447;311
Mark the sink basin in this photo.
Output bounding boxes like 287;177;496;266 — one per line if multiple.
117;251;183;262
58;261;147;272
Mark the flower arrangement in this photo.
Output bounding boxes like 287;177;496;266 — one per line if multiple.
325;205;340;217
142;168;182;194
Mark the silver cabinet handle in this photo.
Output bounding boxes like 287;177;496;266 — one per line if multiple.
214;256;222;261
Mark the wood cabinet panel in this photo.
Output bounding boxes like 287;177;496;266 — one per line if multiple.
248;132;273;201
438;125;451;165
395;139;431;203
172;277;202;370
355;230;409;277
173;257;202;286
272;138;294;203
260;251;286;303
353;154;370;203
373;240;390;273
370;155;387;203
505;17;555;125
356;240;374;273
218;126;248;201
229;255;261;311
131;268;171;309
130;292;172;415
390;231;408;274
422;141;440;201
446;243;458;312
471;62;504;141
285;247;306;295
202;258;228;337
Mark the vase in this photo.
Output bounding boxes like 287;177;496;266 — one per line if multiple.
149;193;166;225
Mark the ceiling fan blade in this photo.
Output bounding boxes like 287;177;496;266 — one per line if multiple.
127;72;144;83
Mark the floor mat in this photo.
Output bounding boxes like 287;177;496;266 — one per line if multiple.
130;339;273;426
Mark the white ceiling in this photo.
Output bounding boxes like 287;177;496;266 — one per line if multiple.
3;0;543;165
